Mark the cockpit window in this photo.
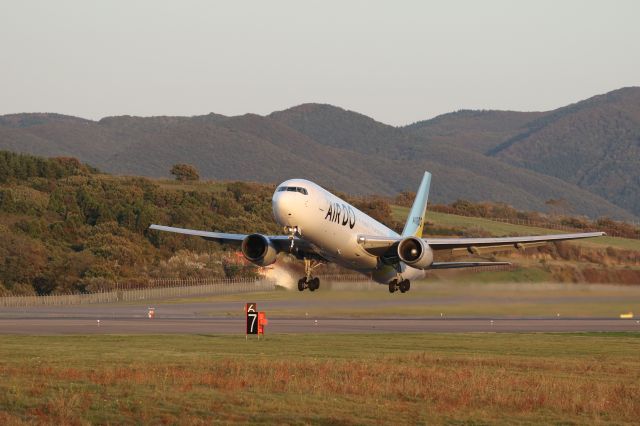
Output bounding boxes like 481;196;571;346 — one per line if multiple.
276;186;308;195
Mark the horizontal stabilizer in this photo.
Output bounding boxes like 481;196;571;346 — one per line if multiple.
429;261;511;269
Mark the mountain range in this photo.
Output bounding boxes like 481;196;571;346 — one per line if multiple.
1;87;638;220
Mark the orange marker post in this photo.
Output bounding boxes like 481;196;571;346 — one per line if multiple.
258;312;268;336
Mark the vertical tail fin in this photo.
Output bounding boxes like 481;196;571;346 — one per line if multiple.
401;172;431;237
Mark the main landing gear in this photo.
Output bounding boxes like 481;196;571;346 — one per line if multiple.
298;276;320;292
388;279;411;294
298;258;322;292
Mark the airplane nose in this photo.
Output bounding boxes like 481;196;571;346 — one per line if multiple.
272;192;294;226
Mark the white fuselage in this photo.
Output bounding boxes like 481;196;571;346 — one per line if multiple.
272;179;425;284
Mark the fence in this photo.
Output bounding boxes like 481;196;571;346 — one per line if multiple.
0;266;521;308
0;274;379;308
0;278;275;308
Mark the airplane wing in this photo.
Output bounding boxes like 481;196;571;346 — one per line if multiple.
358;231;605;258
150;225;247;244
426;232;605;254
149;224;318;255
430;261;512;269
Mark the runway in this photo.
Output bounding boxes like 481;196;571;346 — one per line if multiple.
1;317;638;334
1;286;639;334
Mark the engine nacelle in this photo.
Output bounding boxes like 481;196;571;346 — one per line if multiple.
241;234;278;266
397;236;434;269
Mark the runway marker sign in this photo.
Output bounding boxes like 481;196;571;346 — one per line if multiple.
245;303;267;336
246;303;258;335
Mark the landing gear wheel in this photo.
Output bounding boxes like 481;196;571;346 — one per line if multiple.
311;277;320;291
300;258;323;293
399;280;411;293
388;279;398;293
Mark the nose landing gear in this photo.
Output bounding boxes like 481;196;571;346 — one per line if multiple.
298;258;322;292
388;279;411;293
285;226;301;251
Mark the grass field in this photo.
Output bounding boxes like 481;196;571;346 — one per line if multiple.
391;205;640;251
1;333;638;424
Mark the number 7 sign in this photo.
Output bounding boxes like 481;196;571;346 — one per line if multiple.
246;303;258;335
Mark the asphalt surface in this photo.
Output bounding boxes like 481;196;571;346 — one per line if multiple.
0;317;639;334
1;299;639;334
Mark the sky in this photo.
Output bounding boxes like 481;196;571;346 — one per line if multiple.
1;0;639;126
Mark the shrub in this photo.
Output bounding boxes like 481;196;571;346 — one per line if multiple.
170;164;200;181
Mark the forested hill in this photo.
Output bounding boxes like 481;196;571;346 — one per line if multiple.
405;87;640;217
1;88;639;219
489;87;640;217
404;110;544;154
0;151;280;296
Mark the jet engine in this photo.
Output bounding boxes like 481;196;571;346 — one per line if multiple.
241;234;278;266
397;236;434;269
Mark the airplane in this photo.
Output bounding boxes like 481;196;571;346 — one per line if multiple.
150;172;605;293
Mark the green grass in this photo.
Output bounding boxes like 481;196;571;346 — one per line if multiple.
586;235;640;250
1;333;639;424
392;205;640;251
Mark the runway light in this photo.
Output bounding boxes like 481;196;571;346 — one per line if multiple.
619;312;634;319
